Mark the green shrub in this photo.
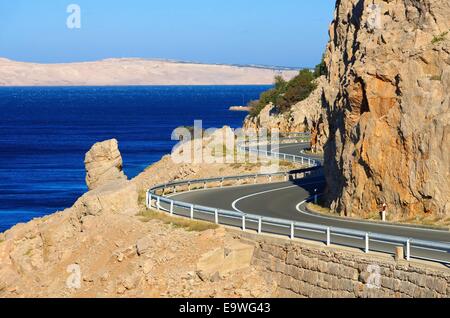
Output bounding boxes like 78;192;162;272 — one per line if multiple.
432;31;448;44
248;57;327;117
275;69;317;113
313;54;328;78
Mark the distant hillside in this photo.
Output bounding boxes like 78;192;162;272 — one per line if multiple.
0;58;299;86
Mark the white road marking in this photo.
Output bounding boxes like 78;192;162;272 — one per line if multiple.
231;185;297;213
231;181;322;214
270;143;308;152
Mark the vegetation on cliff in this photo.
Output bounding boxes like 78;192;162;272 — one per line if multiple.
248;56;327;117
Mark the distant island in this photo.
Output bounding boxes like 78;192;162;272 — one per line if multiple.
0;58;299;86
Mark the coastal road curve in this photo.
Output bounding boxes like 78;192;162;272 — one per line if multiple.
161;142;450;263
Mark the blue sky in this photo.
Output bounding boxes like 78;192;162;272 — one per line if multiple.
0;0;335;67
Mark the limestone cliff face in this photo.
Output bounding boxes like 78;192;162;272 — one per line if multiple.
322;0;450;218
243;77;328;151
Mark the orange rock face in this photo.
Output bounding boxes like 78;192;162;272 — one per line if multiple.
321;0;450;219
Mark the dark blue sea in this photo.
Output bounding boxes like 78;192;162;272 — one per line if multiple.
0;86;269;232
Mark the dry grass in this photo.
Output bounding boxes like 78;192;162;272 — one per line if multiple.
430;75;441;81
307;201;449;230
402;214;449;229
279;160;295;168
138;190;147;206
302;149;324;157
306;202;331;214
138;209;219;232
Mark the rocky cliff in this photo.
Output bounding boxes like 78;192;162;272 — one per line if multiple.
321;0;450;219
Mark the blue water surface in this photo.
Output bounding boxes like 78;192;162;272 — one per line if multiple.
0;86;269;232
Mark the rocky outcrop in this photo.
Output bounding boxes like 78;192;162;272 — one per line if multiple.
85;139;127;190
0;130;285;297
243;77;329;152
321;0;450;219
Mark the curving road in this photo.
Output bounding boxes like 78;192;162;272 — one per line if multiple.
165;142;450;263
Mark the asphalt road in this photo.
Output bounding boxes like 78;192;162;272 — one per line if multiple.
162;142;450;264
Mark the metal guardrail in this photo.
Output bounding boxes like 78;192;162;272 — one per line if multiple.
237;133;321;167
241;144;321;167
146;134;450;265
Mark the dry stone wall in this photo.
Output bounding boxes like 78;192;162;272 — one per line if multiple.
233;230;449;298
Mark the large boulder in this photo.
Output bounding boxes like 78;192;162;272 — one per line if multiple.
85;139;127;190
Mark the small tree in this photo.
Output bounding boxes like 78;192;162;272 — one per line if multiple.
275;69;317;112
248;65;321;117
248;100;264;117
273;75;287;91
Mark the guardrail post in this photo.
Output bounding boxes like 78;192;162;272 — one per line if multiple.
301;157;304;165
326;227;331;246
242;215;246;231
170;200;174;215
162;187;165;196
269;175;272;182
258;217;262;234
254;175;257;184
365;233;369;253
156;197;160;211
284;173;288;181
406;239;411;261
146;192;149;208
221;178;224;188
173;186;176;194
187;182;191;191
214;209;219;224
290;222;295;239
190;204;194;219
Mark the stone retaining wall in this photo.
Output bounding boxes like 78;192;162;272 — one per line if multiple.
232;230;450;298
